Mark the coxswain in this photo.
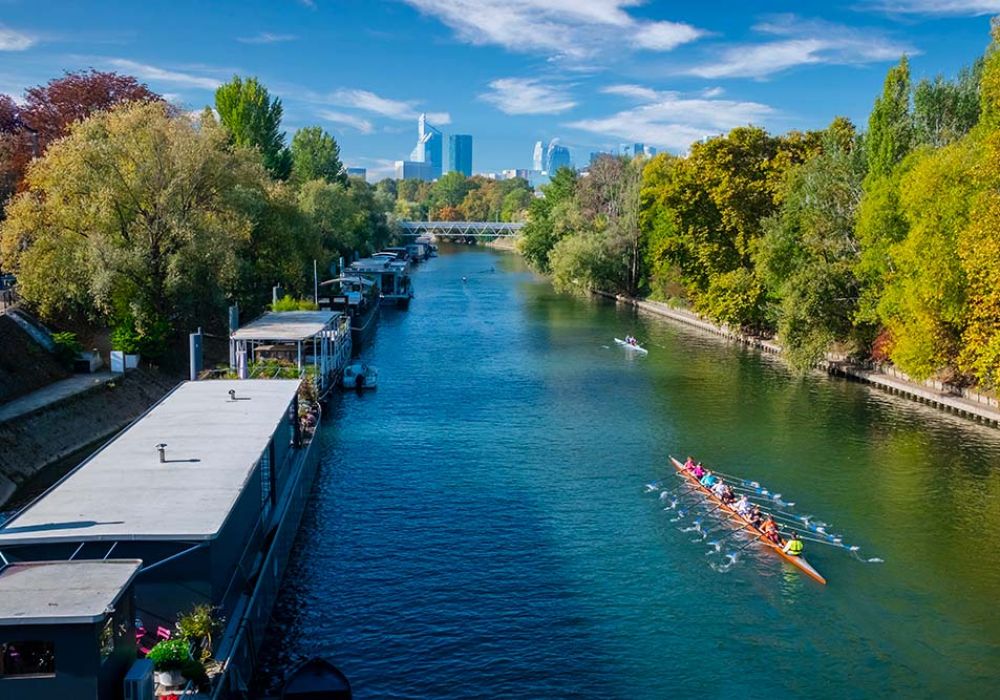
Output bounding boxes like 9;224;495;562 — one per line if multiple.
782;532;804;557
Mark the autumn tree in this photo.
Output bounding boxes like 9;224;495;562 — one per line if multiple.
215;76;292;179
291;126;346;185
519;167;577;271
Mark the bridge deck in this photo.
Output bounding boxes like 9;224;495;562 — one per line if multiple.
400;221;524;237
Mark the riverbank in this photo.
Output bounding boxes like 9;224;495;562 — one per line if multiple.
0;368;176;508
596;291;1000;428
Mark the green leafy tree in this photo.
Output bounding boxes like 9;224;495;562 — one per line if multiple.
215;76;292;179
756;121;866;368
0;102;268;352
913;60;982;148
519;167;577;271
430;171;474;210
290;126;346;185
866;56;914;180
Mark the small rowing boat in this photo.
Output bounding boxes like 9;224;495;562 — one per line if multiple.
614;338;648;354
280;657;352;699
668;456;826;584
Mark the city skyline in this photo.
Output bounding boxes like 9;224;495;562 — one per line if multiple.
0;2;994;179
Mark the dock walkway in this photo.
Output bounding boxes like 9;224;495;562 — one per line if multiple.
0;372;116;425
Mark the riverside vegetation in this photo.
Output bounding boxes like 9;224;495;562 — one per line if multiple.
520;26;1000;391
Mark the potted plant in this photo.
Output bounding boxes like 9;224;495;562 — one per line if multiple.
175;604;223;662
147;638;191;687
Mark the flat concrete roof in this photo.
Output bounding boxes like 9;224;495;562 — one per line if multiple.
0;379;300;545
232;310;339;342
0;560;142;625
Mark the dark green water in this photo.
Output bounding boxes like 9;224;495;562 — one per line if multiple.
260;246;1000;698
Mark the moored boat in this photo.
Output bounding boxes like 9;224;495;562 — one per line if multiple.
668;456;827;584
280;657;351;699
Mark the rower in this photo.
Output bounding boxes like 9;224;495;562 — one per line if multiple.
748;505;762;528
684;456;695;471
700;471;717;488
733;493;750;518
720;485;735;505
761;516;780;544
692;462;706;479
711;479;726;498
782;533;804;557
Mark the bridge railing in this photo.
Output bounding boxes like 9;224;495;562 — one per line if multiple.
399;221;524;237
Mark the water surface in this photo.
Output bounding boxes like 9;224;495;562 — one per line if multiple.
259;247;1000;698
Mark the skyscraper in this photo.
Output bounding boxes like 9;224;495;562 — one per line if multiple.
409;113;443;179
449;134;473;177
546;139;571;172
532;141;545;171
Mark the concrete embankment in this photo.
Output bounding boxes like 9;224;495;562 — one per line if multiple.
0;369;176;508
598;291;1000;428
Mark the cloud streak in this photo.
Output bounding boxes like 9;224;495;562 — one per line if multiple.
479;77;577;115
326;87;450;124
685;15;914;79
865;0;1000;14
106;59;222;89
398;0;703;61
0;26;36;51
237;32;298;44
318;109;374;134
568;85;774;151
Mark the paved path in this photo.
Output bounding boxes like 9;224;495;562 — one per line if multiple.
0;372;116;424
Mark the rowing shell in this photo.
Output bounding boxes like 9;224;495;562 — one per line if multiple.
614;338;649;354
668;456;827;585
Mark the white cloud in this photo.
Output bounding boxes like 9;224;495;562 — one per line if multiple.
865;0;1000;13
237;32;298;44
326;88;450;124
567;86;774;151
318;109;374;134
0;26;36;51
686;15;914;79
398;0;703;61
479;77;577;115
107;59;222;90
602;84;660;101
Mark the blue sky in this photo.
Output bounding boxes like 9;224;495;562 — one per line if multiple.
0;1;997;179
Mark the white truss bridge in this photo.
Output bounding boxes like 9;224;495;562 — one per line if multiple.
400;221;525;238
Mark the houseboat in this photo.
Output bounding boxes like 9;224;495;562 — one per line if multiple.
229;310;352;398
317;276;380;351
0;378;323;699
350;257;414;309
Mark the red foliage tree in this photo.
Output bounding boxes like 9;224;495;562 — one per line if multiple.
433;205;464;221
0;70;160;207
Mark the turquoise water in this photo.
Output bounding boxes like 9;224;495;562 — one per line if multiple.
258;247;1000;698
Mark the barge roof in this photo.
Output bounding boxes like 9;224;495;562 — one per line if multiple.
0;379;300;546
232;310;339;342
0;559;142;625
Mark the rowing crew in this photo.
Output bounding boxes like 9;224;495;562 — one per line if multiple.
624;335;640;346
682;456;804;557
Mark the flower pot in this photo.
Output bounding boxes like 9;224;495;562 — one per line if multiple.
155;669;185;687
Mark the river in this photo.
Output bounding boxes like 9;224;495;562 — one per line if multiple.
257;246;1000;698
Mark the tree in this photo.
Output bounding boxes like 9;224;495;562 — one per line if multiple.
519;167;577;271
290;126;346;185
500;188;532;222
866;56;914;180
0;102;272;354
913;60;982;148
755;121;866;368
0;71;159;220
215;76;292;179
430;171;473;210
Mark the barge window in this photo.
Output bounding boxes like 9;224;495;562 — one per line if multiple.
0;641;55;677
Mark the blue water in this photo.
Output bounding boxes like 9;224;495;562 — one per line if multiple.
258;247;1000;698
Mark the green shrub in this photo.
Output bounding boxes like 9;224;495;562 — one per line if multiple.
51;331;83;368
146;638;191;671
176;604;223;661
271;294;318;311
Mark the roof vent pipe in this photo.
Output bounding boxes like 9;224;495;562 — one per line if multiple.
229;389;236;401
156;443;167;463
